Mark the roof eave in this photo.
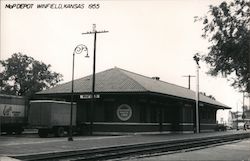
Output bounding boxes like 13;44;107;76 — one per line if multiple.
36;91;231;109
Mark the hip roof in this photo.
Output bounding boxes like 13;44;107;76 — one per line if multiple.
37;67;230;109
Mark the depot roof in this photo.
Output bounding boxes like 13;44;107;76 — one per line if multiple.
37;67;230;109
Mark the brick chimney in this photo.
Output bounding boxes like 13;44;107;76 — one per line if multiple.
152;77;160;80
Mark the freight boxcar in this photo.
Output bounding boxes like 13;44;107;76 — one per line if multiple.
28;100;77;137
0;94;27;134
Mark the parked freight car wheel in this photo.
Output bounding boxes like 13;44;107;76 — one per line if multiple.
14;128;24;135
6;130;13;135
54;127;64;137
14;130;22;135
38;129;49;138
79;124;88;135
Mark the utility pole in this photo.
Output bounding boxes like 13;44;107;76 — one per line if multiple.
82;24;108;135
248;41;250;94
236;102;239;130
249;94;250;110
248;47;250;103
243;91;245;111
182;75;195;89
243;92;245;124
242;92;247;126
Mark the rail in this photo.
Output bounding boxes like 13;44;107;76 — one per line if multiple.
12;132;250;161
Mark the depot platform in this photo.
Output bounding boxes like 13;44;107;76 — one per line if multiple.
0;131;249;159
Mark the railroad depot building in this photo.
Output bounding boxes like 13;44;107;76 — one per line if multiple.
36;67;230;133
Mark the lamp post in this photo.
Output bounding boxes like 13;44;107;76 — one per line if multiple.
68;44;89;141
193;53;200;133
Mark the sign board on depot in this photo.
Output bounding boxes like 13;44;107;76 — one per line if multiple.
80;94;100;99
117;104;132;121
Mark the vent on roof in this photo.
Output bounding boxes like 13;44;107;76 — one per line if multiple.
152;77;160;80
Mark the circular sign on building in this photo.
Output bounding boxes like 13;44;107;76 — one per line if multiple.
117;104;132;121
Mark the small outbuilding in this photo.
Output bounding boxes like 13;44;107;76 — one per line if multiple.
36;67;230;134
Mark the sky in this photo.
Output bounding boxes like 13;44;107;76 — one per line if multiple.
1;0;248;123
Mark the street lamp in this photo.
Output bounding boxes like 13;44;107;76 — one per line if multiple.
193;53;200;133
68;44;89;141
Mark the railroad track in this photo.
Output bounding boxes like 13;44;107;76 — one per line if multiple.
12;132;250;161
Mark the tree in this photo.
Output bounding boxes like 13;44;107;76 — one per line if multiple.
195;0;250;92
0;53;63;97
